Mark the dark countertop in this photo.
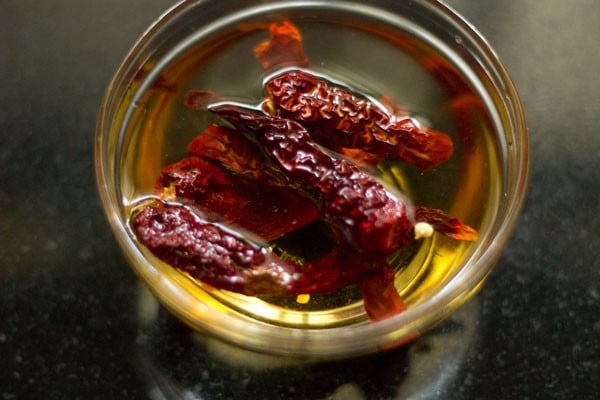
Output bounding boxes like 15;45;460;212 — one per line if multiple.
1;1;598;398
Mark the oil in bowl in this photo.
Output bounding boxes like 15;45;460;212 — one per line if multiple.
96;0;527;358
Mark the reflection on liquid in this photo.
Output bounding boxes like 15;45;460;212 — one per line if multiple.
134;284;480;399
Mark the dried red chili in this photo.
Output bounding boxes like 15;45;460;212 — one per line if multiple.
133;201;304;296
210;104;416;255
133;201;399;300
263;69;454;170
254;20;453;170
156;151;318;242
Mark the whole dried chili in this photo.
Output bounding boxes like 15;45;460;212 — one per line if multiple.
253;20;454;170
133;201;304;296
263;69;454;170
210;104;416;255
133;200;396;299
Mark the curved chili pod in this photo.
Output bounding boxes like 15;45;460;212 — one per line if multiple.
133;201;305;296
133;201;395;302
264;69;454;170
210;104;415;255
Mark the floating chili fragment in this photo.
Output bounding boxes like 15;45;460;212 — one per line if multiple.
358;266;407;321
253;20;309;71
132;64;176;92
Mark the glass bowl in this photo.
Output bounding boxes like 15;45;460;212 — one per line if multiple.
95;0;528;359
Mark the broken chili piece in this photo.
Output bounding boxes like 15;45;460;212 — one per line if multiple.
359;266;407;321
414;207;479;241
253;20;309;71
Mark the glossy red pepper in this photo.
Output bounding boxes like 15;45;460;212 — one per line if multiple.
254;20;454;170
133;201;304;296
133;201;395;300
210;104;415;255
158;120;323;241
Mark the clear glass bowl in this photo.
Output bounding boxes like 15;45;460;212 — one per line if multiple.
96;0;528;358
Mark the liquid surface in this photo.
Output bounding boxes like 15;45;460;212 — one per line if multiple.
117;13;501;328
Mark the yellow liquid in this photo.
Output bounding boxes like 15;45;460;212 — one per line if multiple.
116;16;502;329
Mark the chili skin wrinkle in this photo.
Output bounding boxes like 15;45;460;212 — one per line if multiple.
133;201;303;296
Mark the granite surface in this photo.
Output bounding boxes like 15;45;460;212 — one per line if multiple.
1;1;598;398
